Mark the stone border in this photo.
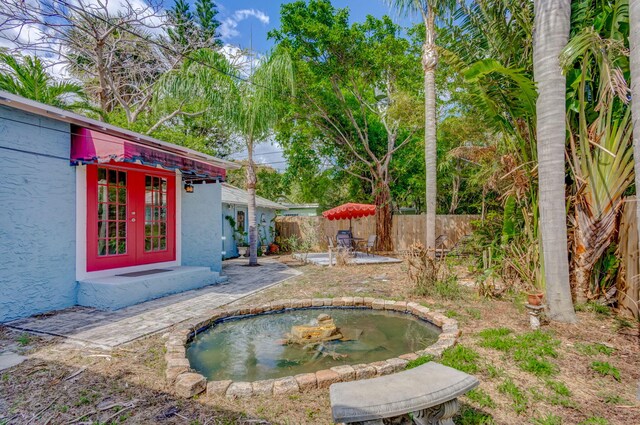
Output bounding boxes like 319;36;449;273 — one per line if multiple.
164;298;460;398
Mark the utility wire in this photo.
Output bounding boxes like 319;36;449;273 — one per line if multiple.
0;115;241;162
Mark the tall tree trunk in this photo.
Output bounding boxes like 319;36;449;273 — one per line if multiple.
533;0;576;322
631;0;640;278
374;179;393;252
246;138;258;266
423;11;438;257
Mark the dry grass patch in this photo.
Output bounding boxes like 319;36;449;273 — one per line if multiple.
1;257;639;424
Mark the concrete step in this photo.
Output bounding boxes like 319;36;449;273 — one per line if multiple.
77;266;224;310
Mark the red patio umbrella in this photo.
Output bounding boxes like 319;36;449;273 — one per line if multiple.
322;203;376;233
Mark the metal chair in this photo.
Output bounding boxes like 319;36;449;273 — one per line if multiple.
361;235;377;256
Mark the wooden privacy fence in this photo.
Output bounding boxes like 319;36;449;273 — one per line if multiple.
275;214;478;252
616;198;640;319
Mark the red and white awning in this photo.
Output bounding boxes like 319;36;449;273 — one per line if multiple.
71;127;226;180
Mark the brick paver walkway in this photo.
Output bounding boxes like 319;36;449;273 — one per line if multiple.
6;259;301;348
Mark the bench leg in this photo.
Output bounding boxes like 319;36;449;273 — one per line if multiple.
412;399;459;425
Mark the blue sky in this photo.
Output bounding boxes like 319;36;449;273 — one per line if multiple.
213;1;415;53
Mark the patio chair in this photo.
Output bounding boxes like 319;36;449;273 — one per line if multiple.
327;236;339;267
337;234;356;257
359;235;377;256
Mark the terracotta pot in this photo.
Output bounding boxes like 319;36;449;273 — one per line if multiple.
527;292;544;306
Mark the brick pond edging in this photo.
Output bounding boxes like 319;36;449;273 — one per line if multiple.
163;298;460;398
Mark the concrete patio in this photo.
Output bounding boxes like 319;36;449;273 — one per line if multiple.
4;258;301;348
295;252;403;266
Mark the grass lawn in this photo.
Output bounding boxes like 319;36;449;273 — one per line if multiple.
1;256;639;424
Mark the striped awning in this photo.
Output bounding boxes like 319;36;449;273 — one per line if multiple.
70;127;226;180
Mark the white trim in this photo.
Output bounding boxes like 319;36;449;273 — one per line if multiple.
75;167;183;281
75;165;87;280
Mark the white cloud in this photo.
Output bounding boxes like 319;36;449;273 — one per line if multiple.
234;9;270;25
219;8;270;40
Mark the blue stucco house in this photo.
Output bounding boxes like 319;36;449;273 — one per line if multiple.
221;184;286;258
0;91;239;322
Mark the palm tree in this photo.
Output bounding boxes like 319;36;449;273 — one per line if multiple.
0;53;87;109
631;0;640;261
385;0;454;256
228;52;294;266
533;0;576;322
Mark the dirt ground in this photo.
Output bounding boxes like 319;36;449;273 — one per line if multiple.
1;256;639;425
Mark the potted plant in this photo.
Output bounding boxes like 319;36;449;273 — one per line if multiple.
237;242;249;257
526;274;545;306
527;290;544;306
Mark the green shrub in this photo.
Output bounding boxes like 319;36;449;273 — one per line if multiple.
574;302;610;316
405;354;434;370
477;329;560;377
575;343;615;356
441;345;480;374
498;378;527;414
466;388;496;408
590;361;620;381
455;406;496;425
545;380;571;397
578;418;608;425
531;414;562;425
477;328;515;351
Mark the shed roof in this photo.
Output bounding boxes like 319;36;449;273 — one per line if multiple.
222;183;287;210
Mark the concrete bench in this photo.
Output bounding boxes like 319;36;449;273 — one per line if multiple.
330;362;479;425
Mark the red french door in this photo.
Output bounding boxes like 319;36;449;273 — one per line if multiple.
86;163;176;272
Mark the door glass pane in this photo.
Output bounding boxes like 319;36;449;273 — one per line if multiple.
98;239;106;256
144;175;168;252
98;168;107;184
96;167;127;257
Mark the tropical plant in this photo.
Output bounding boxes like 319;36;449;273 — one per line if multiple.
385;0;456;256
533;0;576;322
562;14;633;301
225;215;247;248
631;0;640;260
0;53;88;110
227;51;294;266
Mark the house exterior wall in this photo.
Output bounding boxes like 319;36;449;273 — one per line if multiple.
181;182;222;272
221;203;278;259
0;106;76;322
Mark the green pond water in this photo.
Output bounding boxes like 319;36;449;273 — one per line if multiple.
186;308;441;381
